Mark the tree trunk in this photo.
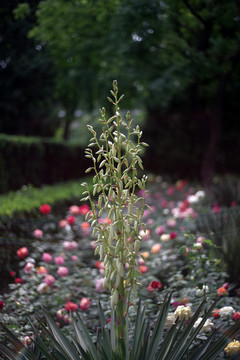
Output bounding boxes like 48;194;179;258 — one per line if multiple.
62;114;72;141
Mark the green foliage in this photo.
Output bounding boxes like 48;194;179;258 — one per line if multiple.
1;294;240;359
0;178;92;217
0;134;90;193
0;0;57;137
196;207;240;281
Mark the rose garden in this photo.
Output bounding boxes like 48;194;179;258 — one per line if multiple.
0;83;240;359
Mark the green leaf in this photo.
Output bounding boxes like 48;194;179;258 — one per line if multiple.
42;309;80;360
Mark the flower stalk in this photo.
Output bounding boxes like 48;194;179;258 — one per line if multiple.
81;80;149;356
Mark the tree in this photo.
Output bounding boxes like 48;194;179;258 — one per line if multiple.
30;0;120;140
0;1;58;137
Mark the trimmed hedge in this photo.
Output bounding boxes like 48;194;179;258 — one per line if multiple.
0;134;91;193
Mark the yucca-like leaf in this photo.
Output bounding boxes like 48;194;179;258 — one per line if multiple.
199;320;240;360
75;312;100;360
146;292;172;359
130;299;147;360
0;322;39;360
40;310;80;360
0;343;20;360
37;318;71;360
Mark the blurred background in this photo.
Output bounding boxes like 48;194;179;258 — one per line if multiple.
1;0;240;193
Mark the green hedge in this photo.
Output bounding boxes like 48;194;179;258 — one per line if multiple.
0;177;92;217
0;134;91;193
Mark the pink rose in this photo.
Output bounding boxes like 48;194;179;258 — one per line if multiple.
95;278;107;293
63;241;78;251
155;225;165;236
42;253;52;263
57;267;69;277
79;297;91;311
69;205;81;215
54;256;64;265
71;255;78;261
33;229;43;239
24;262;35;274
43;275;55;287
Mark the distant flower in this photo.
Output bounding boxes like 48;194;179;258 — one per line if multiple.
58;219;68;228
233;312;240;321
37;266;48;275
10;271;16;277
78;204;90;215
222;282;229;289
212;309;220;318
42;253;52;263
22;336;32;346
17;247;28;259
212;203;221;214
217;286;228;296
196;236;205;244
192;243;202;251
193;317;214;333
37;283;49;294
56;309;65;320
224;340;240;356
170;232;177;239
33;229;43;239
66;215;76;226
174;305;192;321
151;243;162;254
141;251;150;259
24;263;35;274
147;281;162;292
220;306;234;318
71;255;78;261
40;204;51;215
167;218;177;227
95;278;107;293
63;241;78;251
196;285;209;297
79;297;91;311
138;257;146;265
0;301;4;309
139;228;151;241
160;234;170;242
139;265;148;274
54;256;65;265
57;267;69;277
69;205;81;215
165;313;176;328
155;225;165;236
15;277;22;284
65;301;78;312
43;275;55;287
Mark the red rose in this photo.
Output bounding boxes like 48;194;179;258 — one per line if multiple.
10;271;16;277
170;232;177;239
212;309;220;318
78;204;90;215
16;247;28;259
15;278;22;284
233;312;240;321
66;215;76;226
147;281;162;292
0;301;4;309
64;301;78;312
40;204;51;215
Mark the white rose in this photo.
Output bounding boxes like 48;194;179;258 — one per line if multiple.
194;317;214;332
220;306;235;318
174;305;192;320
196;285;209;297
160;234;171;242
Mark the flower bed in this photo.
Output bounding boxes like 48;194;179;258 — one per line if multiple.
1;176;240;358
